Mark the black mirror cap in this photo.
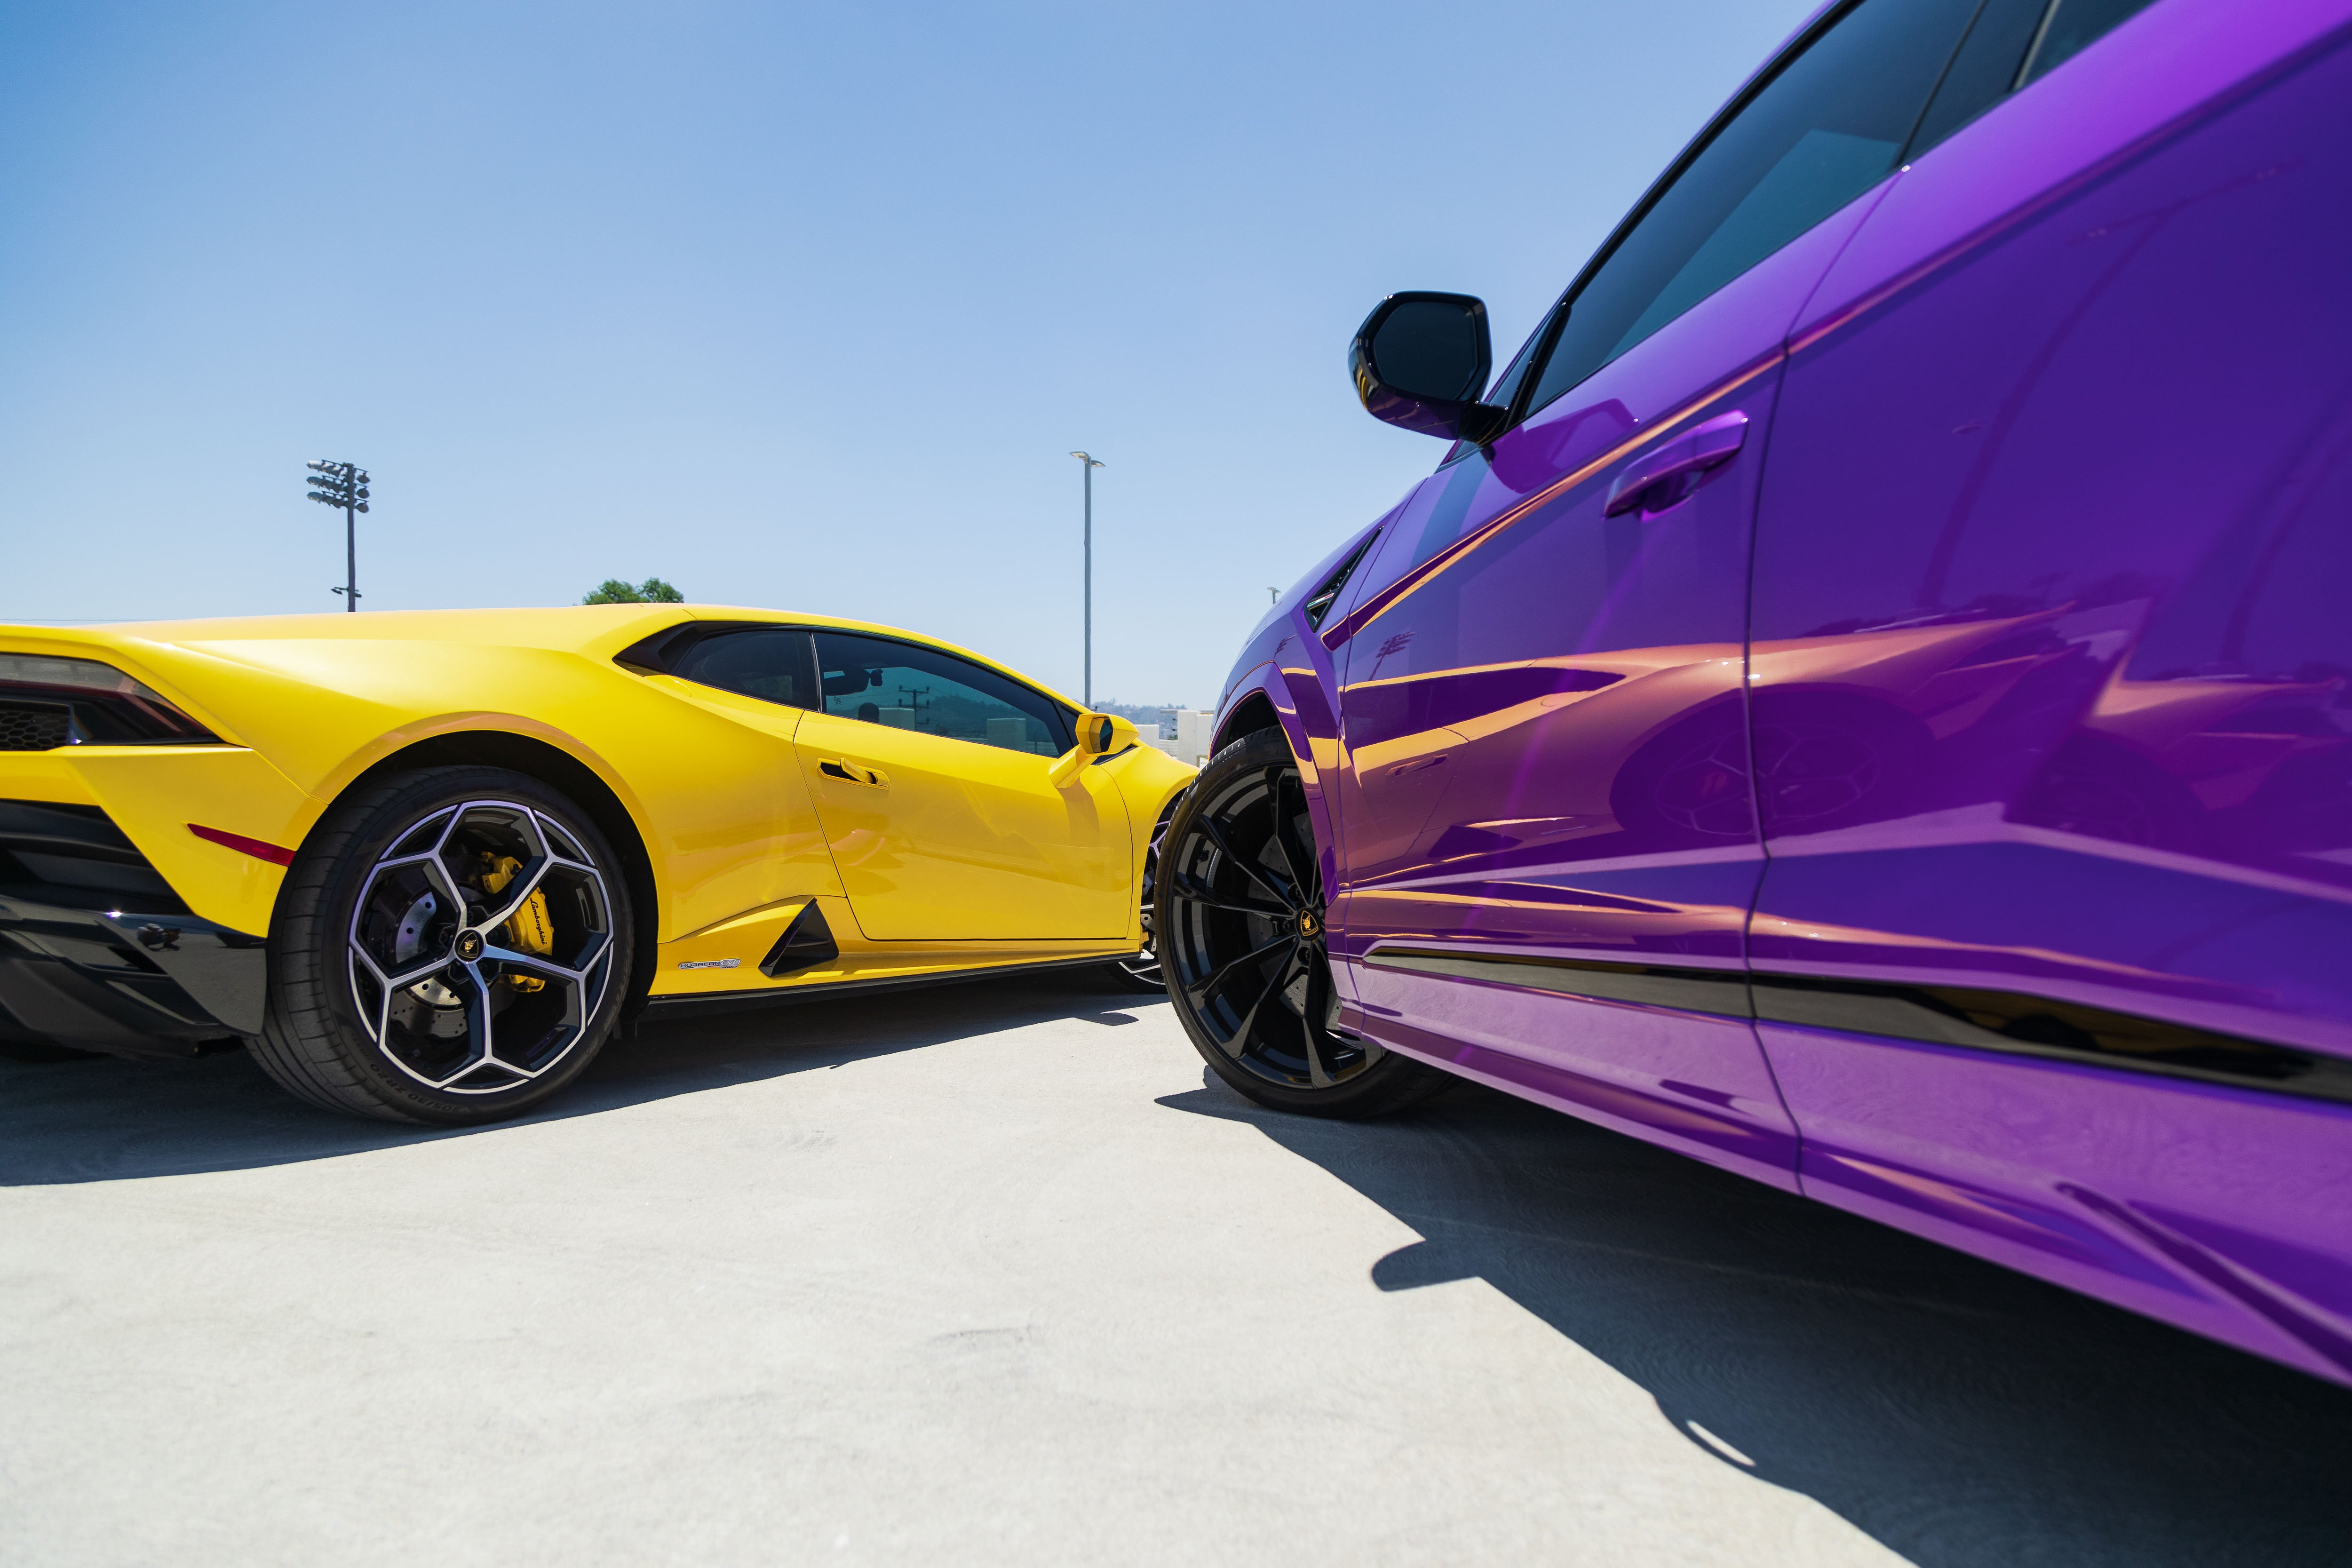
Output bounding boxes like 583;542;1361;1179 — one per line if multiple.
1350;292;1508;444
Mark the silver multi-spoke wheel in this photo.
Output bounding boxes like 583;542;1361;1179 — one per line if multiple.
251;766;636;1124
346;799;615;1093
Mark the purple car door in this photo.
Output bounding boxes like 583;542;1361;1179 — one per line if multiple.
1326;0;1987;1189
1744;0;2352;1381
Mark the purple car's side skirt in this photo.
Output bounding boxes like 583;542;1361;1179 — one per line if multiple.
1338;961;1801;1194
1764;1021;2352;1387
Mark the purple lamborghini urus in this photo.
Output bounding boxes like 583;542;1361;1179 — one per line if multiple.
1158;0;2352;1387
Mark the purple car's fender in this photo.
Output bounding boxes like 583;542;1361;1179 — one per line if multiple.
1211;523;1391;935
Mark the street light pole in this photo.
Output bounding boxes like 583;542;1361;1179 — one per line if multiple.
306;460;372;611
1068;451;1104;707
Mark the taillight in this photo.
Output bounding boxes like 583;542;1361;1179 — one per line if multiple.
0;654;221;750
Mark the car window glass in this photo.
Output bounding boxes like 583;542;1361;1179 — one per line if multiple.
1906;0;2051;158
813;632;1073;755
2017;0;2161;85
1524;0;1980;415
1907;0;2161;158
669;627;815;708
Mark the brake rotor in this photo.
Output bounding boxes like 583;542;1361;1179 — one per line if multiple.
391;890;466;1011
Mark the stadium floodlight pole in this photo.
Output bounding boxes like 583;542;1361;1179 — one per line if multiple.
306;460;371;611
1069;451;1104;707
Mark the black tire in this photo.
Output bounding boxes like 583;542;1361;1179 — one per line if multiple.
1158;726;1451;1119
1104;793;1182;994
250;765;636;1124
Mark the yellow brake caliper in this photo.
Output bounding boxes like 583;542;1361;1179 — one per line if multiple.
480;853;552;993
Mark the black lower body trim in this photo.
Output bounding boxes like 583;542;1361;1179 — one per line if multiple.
1362;943;2352;1108
0;893;267;1057
645;951;1136;1016
1364;946;1751;1019
1750;973;2352;1107
760;901;840;977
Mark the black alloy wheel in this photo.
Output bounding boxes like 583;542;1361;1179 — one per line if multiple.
1159;726;1449;1118
1104;796;1181;994
250;764;635;1124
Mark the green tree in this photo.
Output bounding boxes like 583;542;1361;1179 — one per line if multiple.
582;577;685;605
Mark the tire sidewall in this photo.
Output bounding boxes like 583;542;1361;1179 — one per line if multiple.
1157;726;1441;1118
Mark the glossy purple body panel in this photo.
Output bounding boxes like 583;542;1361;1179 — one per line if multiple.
1763;1022;2352;1385
1313;189;1896;1192
1218;0;2352;1385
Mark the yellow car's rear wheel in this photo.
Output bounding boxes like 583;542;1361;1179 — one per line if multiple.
251;765;634;1123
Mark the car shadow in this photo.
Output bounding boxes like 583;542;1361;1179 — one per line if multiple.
1158;1073;2352;1568
0;969;1160;1188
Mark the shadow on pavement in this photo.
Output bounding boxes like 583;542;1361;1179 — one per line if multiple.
1159;1073;2352;1568
0;968;1157;1188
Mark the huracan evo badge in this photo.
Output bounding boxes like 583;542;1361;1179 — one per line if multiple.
187;823;296;867
677;957;741;970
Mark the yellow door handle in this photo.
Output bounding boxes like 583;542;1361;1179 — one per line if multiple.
818;758;888;788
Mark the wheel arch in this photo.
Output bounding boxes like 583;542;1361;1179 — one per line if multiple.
1212;663;1343;898
328;730;662;1016
1213;689;1282;756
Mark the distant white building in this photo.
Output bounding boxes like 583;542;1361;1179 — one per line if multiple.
1137;709;1216;768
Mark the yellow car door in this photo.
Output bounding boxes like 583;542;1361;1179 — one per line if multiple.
793;631;1132;940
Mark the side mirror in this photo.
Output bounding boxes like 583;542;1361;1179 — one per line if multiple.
1074;712;1136;756
1350;292;1507;444
1051;711;1138;786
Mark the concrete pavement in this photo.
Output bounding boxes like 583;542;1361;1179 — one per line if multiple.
4;972;2348;1566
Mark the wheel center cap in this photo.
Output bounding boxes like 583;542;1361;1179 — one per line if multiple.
1297;910;1321;939
453;930;485;961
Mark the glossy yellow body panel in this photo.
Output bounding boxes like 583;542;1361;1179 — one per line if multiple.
0;607;1196;996
793;708;1132;939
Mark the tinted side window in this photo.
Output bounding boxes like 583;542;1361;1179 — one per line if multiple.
1907;0;2162;158
814;633;1073;756
1905;0;2048;155
670;627;816;708
1523;0;1979;414
2018;0;2164;87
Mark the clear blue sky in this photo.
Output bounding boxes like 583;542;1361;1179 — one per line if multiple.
0;0;1815;707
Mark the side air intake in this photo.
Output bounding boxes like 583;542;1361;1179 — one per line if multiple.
759;900;840;978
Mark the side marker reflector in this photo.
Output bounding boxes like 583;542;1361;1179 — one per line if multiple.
188;823;296;867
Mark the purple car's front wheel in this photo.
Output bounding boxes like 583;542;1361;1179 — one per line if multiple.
1159;726;1450;1119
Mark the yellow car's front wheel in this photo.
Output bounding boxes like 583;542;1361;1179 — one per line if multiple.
250;765;635;1123
1103;796;1180;995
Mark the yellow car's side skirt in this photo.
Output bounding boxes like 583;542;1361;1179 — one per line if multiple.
649;893;1135;998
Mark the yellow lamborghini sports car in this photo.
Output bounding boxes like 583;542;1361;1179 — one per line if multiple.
0;607;1195;1122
